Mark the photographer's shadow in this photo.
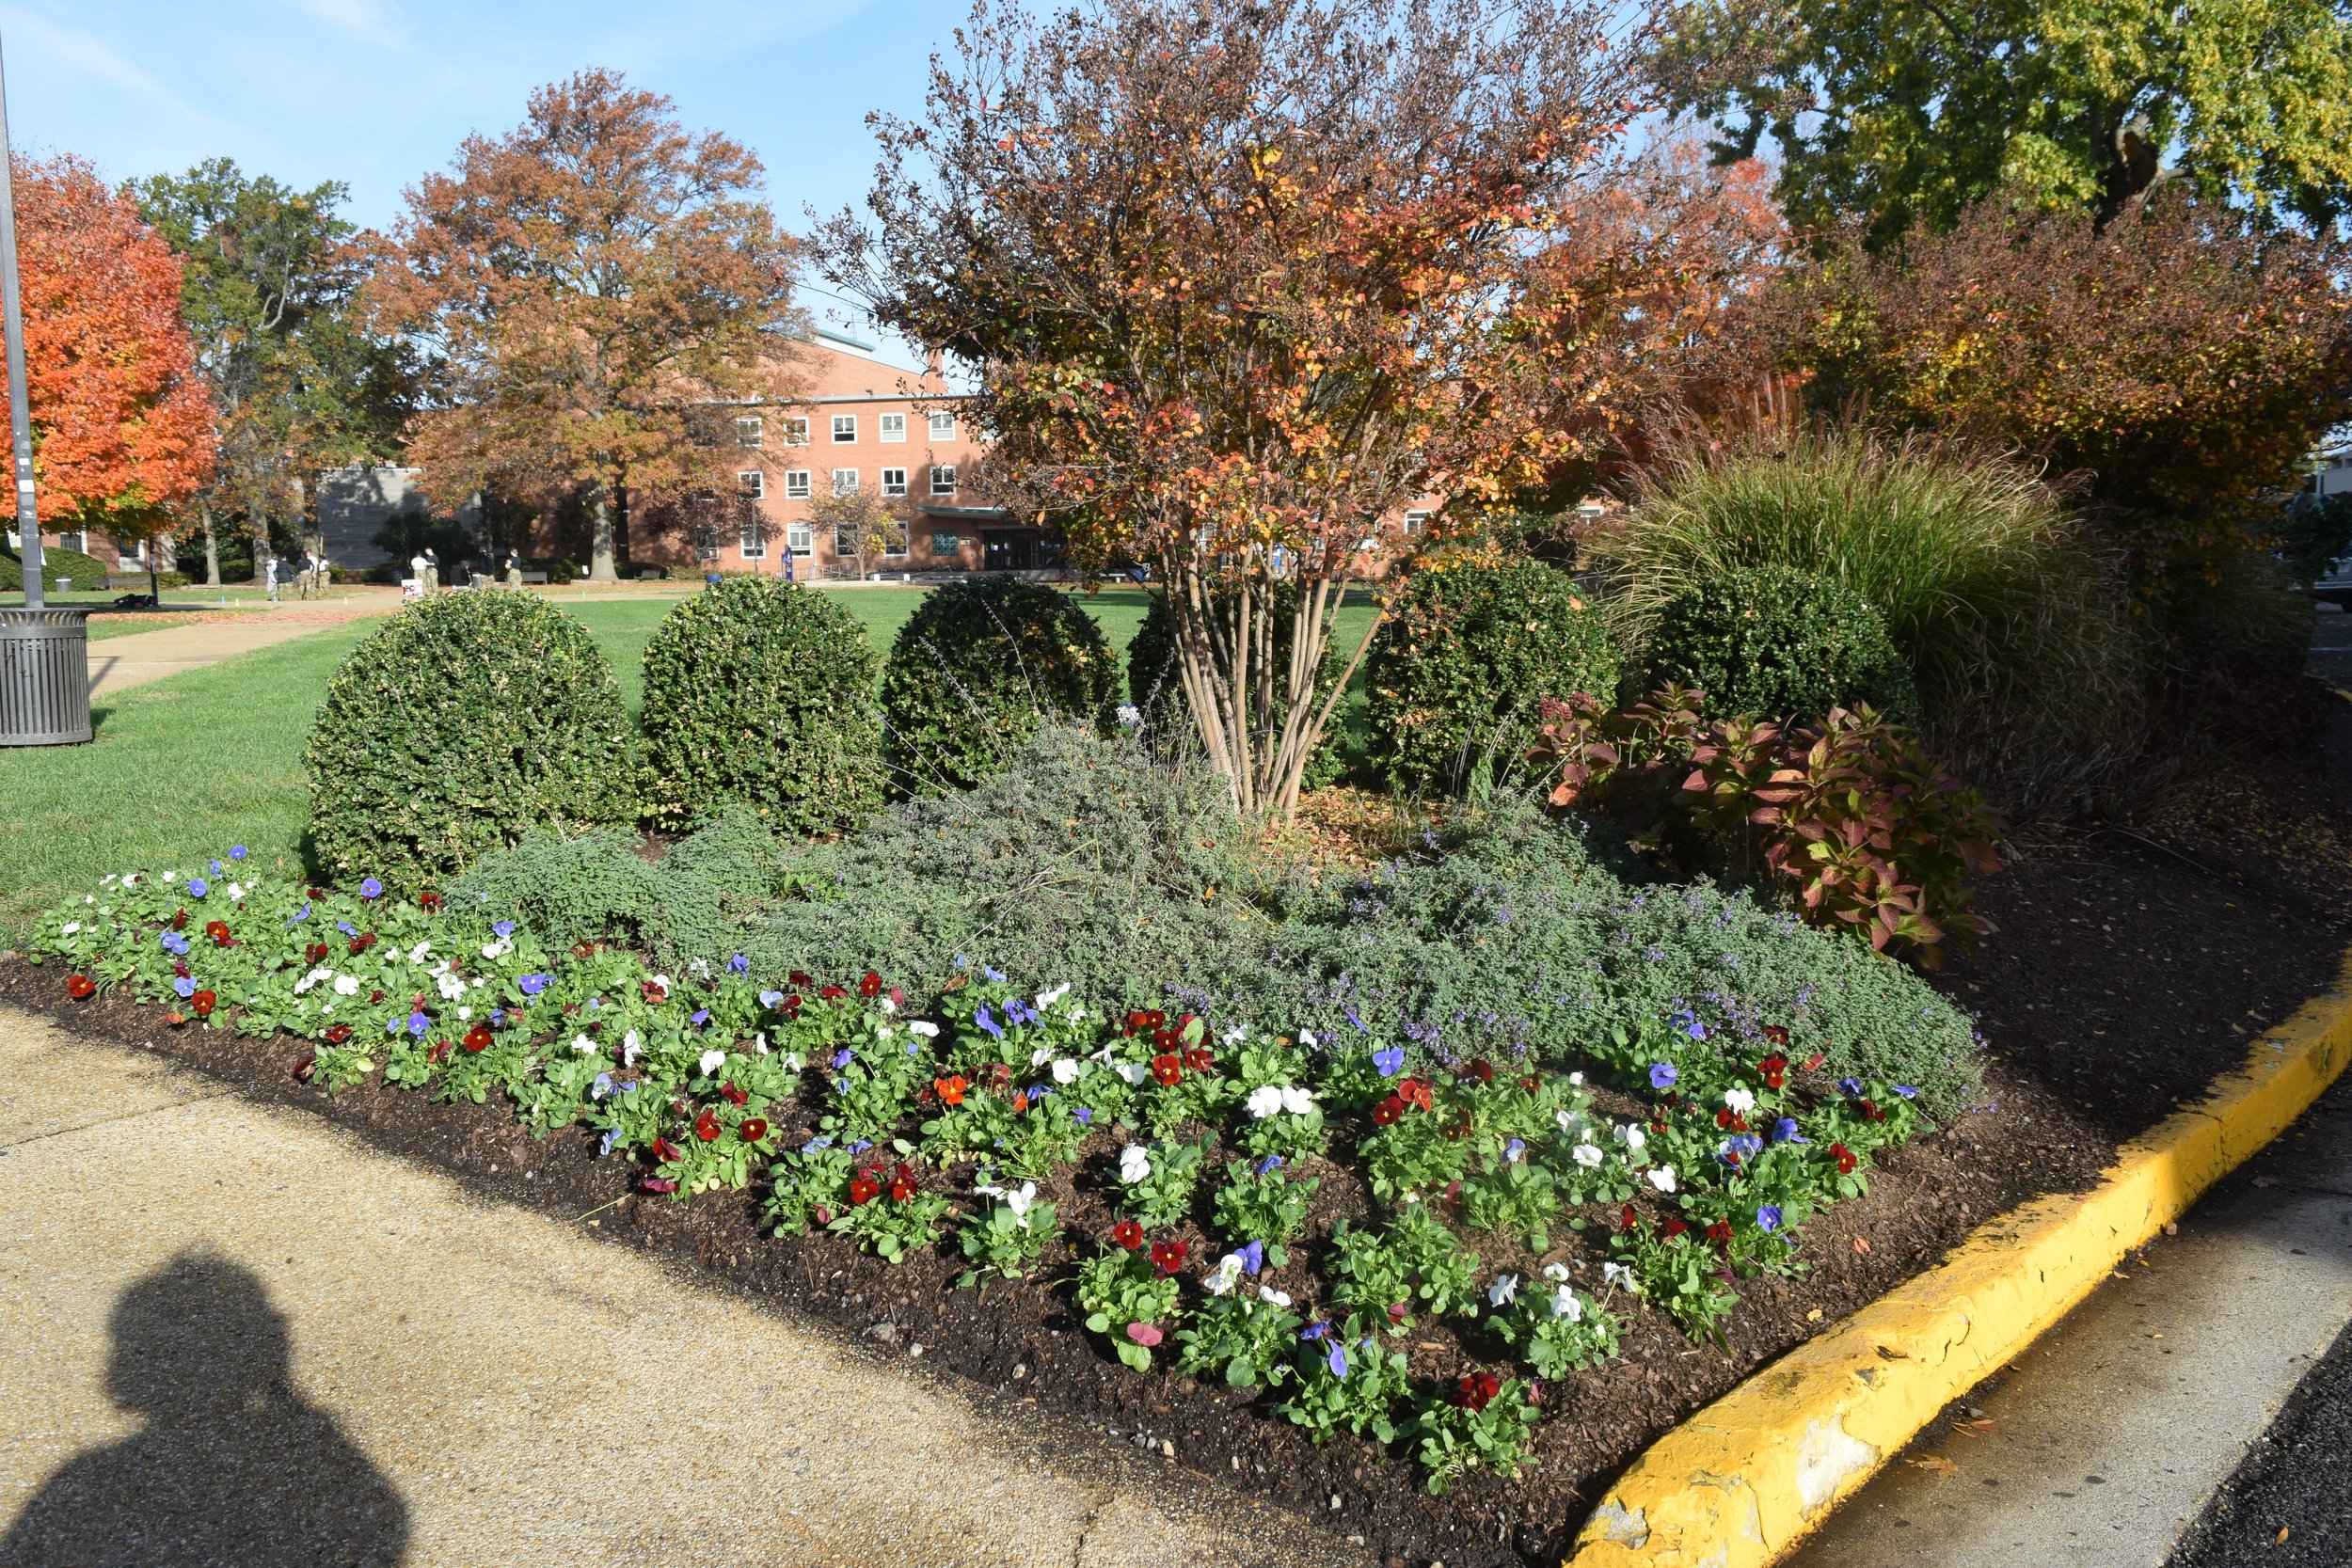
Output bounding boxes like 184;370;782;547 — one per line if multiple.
3;1253;407;1567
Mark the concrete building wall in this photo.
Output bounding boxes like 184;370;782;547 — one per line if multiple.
317;467;480;569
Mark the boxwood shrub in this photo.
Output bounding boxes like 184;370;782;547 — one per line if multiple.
881;577;1120;792
1365;557;1620;795
304;591;635;889
1646;564;1921;725
636;578;886;833
1127;586;1346;784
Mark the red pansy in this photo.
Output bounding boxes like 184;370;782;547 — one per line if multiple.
1111;1219;1144;1251
190;990;216;1017
204;920;230;945
859;970;882;997
933;1074;969;1106
1150;1239;1189;1276
1372;1096;1405;1126
324;1023;353;1044
739;1117;769;1143
849;1175;881;1206
1831;1143;1857;1174
1453;1371;1502;1412
65;974;95;1000
693;1111;722;1143
819;984;847;1001
719;1082;749;1106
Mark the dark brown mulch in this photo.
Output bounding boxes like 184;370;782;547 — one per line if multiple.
8;691;2350;1568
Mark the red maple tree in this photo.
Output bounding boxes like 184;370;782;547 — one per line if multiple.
4;154;215;556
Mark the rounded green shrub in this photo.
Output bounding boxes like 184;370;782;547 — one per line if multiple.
881;577;1120;792
304;591;635;889
1365;557;1620;795
1127;585;1347;785
637;578;885;832
1646;564;1921;725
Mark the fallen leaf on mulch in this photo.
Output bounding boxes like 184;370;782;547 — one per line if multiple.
1907;1456;1959;1476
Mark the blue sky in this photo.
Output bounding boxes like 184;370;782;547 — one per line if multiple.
2;0;971;363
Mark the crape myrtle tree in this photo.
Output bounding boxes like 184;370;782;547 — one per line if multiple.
370;69;807;582
135;160;413;586
814;0;1642;818
3;155;215;580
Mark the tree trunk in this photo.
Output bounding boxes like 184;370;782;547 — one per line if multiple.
588;484;619;582
250;509;270;586
201;507;220;588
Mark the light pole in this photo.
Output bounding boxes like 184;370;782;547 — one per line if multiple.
0;28;41;609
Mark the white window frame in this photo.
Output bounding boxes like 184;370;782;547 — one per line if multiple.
783;469;811;500
881;527;909;557
930;465;959;497
879;412;907;443
927;410;957;439
739;517;767;559
831;467;861;498
831;414;857;443
781;416;810;446
786;522;814;556
736;416;764;448
880;467;908;498
1403;510;1432;534
737;470;765;499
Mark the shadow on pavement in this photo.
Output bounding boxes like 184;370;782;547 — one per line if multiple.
1;1253;407;1567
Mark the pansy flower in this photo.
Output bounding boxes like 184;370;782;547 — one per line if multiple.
358;879;383;900
65;974;96;1000
1372;1045;1405;1078
1111;1219;1144;1251
739;1117;769;1143
1830;1142;1857;1175
1452;1371;1501;1412
1648;1063;1678;1090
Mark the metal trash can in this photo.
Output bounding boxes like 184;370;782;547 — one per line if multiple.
1;606;92;745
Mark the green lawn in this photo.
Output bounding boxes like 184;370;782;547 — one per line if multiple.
3;583;1375;934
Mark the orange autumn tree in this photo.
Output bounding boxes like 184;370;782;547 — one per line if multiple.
816;0;1641;817
5;154;215;562
371;69;805;581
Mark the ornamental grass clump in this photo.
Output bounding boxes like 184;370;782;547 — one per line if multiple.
637;578;886;833
880;577;1120;793
1597;428;2141;808
1364;556;1620;797
303;591;634;889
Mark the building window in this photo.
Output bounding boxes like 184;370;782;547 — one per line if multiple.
739;518;767;558
688;414;717;447
782;417;809;446
881;467;908;497
1403;510;1432;534
880;412;907;443
738;470;765;499
930;465;958;496
787;522;814;555
831;467;860;498
736;416;763;448
928;410;956;439
834;522;865;559
784;469;811;499
832;414;857;443
882;526;908;557
930;531;960;556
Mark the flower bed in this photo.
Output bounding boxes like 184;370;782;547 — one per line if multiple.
33;851;1929;1499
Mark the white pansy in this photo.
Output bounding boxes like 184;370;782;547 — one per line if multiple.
1573;1142;1605;1168
1555;1108;1582;1135
753;1032;770;1054
1646;1164;1677;1195
1488;1273;1519;1307
1037;983;1072;1007
1621;1123;1647;1152
699;1049;728;1077
1119;1145;1152;1183
571;1034;599;1055
61;921;79;936
1203;1254;1244;1296
408;941;432;963
1549;1286;1583;1322
1279;1085;1316;1117
481;940;508;959
1030;1046;1054;1068
225;882;246;901
1601;1261;1635;1291
649;974;673;995
1245;1085;1285;1120
121;873;139;885
1299;1028;1317;1049
1723;1086;1756;1115
1004;1180;1039;1223
1114;1061;1150;1086
1051;1057;1081;1085
163;870;177;882
1222;1024;1248;1044
1259;1286;1294;1307
880;995;898;1014
899;1016;940;1038
1567;1070;1584;1086
456;1006;471;1022
436;972;466;1002
622;1029;642;1068
1541;1261;1573;1283
333;974;360;997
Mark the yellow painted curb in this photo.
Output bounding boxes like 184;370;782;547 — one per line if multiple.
1566;948;2352;1568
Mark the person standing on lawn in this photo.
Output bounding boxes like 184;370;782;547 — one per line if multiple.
504;549;523;589
260;541;279;603
421;548;440;594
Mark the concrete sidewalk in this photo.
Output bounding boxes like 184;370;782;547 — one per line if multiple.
87;606;393;699
1787;1070;2352;1568
0;1007;1368;1568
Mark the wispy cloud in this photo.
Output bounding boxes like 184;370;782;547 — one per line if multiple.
284;0;411;50
0;6;236;146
